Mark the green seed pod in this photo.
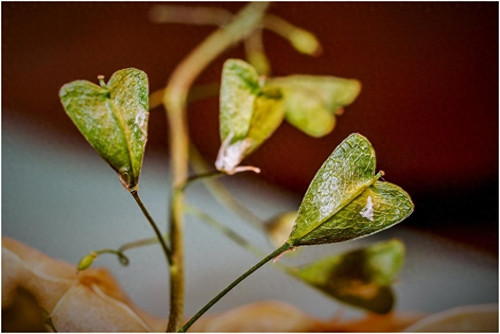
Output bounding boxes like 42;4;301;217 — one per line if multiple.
77;252;97;271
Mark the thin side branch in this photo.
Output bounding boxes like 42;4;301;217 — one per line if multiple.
131;190;172;265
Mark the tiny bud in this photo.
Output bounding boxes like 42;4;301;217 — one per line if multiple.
290;29;322;56
77;252;97;271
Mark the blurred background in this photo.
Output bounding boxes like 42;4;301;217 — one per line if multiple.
2;2;498;328
3;2;498;251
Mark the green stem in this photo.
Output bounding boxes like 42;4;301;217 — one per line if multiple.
94;249;130;266
182;171;224;191
118;235;166;253
131;190;172;266
244;28;270;75
263;14;322;55
189;144;264;228
162;3;270;331
87;235;166;268
185;205;295;274
179;242;292;333
185;205;263;257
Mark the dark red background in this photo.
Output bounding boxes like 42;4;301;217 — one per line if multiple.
2;3;498;252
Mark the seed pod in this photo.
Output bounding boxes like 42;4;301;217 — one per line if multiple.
77;253;97;271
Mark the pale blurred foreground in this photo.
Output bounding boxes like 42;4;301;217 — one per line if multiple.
2;236;497;332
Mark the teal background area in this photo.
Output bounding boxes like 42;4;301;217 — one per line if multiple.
2;117;497;319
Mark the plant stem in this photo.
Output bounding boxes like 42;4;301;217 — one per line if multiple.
185;205;263;257
244;28;270;75
149;4;233;26
88;235;166;268
167;189;184;332
118;235;165;253
162;3;270;331
131;190;172;266
179;242;292;333
189;144;264;228
185;204;295;273
182;171;224;190
94;249;130;266
263;14;322;56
